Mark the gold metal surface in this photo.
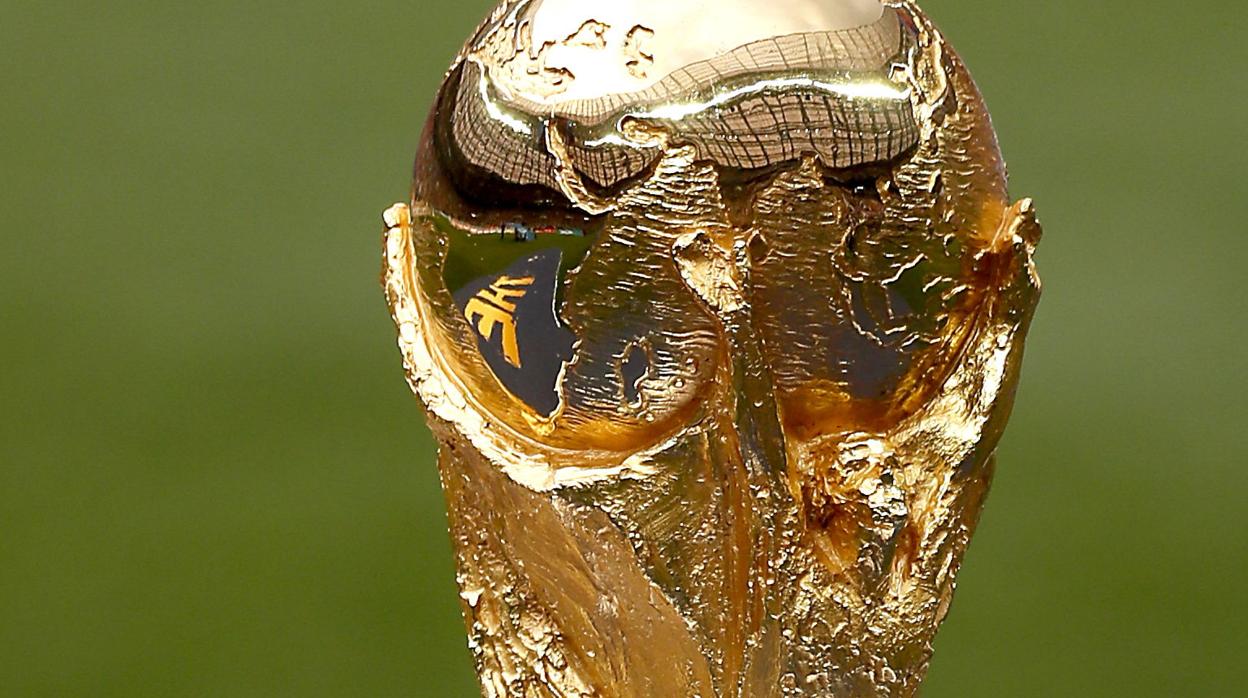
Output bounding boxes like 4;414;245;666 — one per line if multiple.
383;0;1041;694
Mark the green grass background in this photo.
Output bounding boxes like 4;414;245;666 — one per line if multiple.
2;1;1244;695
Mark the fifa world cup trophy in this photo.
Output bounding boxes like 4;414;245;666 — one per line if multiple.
383;0;1041;695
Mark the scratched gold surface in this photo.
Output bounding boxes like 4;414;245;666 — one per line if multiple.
383;1;1041;695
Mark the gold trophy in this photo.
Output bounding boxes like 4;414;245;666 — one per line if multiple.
383;1;1041;694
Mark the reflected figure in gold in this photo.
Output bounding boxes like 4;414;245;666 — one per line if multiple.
383;0;1041;695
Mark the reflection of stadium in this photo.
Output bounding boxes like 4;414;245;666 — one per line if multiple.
445;8;917;194
500;221;585;241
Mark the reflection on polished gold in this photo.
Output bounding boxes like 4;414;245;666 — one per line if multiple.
464;275;535;368
382;0;1041;695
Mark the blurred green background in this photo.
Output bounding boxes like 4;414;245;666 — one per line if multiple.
2;0;1244;695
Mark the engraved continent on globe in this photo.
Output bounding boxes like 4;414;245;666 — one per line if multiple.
383;0;1041;695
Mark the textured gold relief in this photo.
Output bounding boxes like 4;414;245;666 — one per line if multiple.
383;1;1040;695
